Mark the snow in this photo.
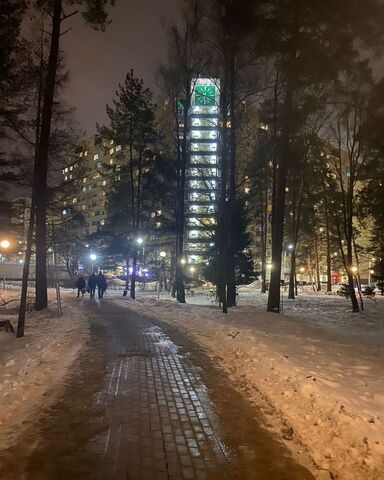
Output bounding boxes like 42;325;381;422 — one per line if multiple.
111;287;384;480
0;289;89;449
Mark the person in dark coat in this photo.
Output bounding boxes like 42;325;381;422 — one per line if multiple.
75;274;86;297
96;271;107;299
88;272;97;299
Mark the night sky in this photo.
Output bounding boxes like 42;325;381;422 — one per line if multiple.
61;0;181;136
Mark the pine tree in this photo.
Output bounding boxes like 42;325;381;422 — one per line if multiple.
99;70;156;299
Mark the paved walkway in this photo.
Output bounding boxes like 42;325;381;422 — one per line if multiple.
0;299;314;480
83;300;313;480
87;302;230;480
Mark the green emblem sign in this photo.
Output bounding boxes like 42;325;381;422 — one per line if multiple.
194;85;216;106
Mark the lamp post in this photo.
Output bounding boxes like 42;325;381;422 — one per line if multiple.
137;237;145;269
0;239;10;289
90;253;97;272
368;257;375;285
159;251;167;291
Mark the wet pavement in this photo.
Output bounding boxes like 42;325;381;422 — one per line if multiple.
0;299;314;480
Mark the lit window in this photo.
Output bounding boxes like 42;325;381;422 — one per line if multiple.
83;177;87;183
244;187;250;194
70;165;73;171
79;152;83;158
101;219;105;226
94;153;99;160
116;145;121;152
109;159;114;165
64;176;68;181
82;186;87;192
81;205;86;210
62;209;67;215
109;148;114;155
72;197;77;204
110;139;114;145
102;180;107;186
64;167;68;173
97;162;102;168
84;150;88;157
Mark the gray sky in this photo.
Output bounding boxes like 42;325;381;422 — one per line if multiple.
61;0;181;136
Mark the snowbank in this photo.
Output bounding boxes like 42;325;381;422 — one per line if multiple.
0;290;89;449
111;292;384;480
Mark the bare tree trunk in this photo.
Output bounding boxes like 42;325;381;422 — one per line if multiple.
176;96;189;304
125;258;129;291
353;237;364;311
267;77;293;313
226;51;237;307
260;178;268;293
325;202;332;292
218;79;229;313
130;249;137;299
35;0;62;311
17;199;35;337
314;230;321;291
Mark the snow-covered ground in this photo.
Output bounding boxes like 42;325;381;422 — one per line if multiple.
110;287;384;480
0;289;89;449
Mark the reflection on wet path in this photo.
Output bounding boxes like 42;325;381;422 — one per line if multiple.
0;300;314;479
88;308;231;479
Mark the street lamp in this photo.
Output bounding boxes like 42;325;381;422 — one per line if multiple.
368;257;375;284
90;253;97;271
0;239;10;289
137;237;143;245
0;240;10;249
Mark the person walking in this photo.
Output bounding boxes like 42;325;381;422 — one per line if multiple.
88;272;97;299
75;274;86;298
96;271;107;299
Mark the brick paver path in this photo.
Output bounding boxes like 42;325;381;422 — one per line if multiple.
0;298;315;480
87;301;231;480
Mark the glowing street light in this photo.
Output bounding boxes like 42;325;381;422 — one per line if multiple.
180;258;186;265
90;253;97;271
351;266;358;274
189;266;196;273
137;237;143;245
159;251;166;258
300;267;305;273
0;239;10;289
0;240;10;249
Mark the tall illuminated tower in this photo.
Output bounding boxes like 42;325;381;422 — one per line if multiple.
185;78;220;264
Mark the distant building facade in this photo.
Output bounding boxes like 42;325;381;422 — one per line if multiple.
62;135;121;236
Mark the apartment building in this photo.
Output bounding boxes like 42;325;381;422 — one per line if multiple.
184;78;221;264
62;135;122;236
